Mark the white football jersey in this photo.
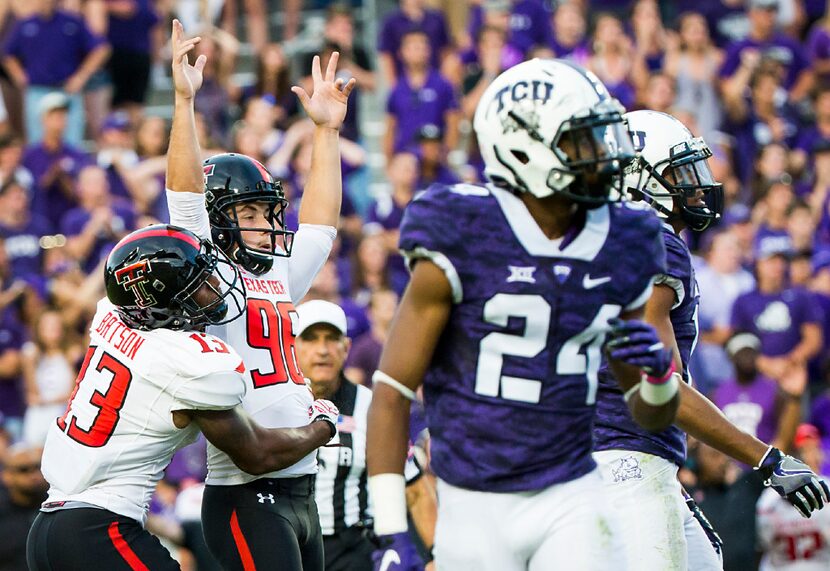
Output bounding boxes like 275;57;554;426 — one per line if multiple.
757;486;830;571
42;299;247;525
167;190;334;484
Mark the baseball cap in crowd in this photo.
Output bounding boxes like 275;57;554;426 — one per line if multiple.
38;92;70;116
100;111;131;133
725;332;761;357
720;204;751;227
296;300;348;336
749;0;778;10
417;124;442;142
754;234;793;260
813;248;830;274
794;423;821;449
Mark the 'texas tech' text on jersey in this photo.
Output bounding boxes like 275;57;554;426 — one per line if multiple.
399;183;666;493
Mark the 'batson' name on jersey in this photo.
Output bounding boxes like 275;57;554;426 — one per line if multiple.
399;183;666;492
595;225;699;466
93;311;146;360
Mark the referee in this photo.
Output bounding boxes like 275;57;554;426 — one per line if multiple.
296;300;375;571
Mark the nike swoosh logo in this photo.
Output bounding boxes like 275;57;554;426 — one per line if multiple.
583;274;611;289
379;549;402;571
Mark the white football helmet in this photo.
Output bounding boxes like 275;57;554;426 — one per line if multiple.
473;58;634;205
623;110;723;231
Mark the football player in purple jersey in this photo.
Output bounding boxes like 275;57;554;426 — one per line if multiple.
366;58;681;571
593;110;830;571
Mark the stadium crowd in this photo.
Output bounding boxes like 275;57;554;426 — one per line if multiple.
1;0;830;569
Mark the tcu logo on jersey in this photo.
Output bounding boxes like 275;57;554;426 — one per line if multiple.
115;260;156;308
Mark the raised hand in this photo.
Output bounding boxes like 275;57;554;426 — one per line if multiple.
171;19;207;100
292;52;356;130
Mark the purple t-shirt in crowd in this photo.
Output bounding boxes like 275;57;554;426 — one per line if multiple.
22;143;92;229
0;213;52;292
467;0;553;55
714;376;779;446
731;287;821;357
106;0;159;54
3;10;104;86
60;199;136;273
386;70;458;154
0;308;26;419
417;165;459;190
398;183;665;492
720;34;810;90
550;39;591;66
808;25;830;77
378;8;449;73
345;333;382;387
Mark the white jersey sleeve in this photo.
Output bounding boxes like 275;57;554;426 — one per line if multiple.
757;486;830;570
40;300;246;524
166;189;211;240
287;224;336;303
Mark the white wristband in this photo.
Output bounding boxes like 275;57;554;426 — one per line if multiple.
639;371;680;406
368;473;409;535
372;370;417;401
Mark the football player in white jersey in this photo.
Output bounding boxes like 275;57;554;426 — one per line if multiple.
164;20;355;570
26;225;339;571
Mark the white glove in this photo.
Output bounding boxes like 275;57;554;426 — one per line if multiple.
309;399;339;440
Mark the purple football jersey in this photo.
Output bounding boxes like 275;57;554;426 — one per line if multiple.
594;225;698;466
398;184;666;492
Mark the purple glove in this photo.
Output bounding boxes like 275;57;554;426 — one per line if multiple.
604;318;673;378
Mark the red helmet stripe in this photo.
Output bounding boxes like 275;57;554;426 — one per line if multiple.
248;156;272;182
115;228;201;251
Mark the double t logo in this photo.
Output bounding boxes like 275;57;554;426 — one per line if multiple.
115;260;156;308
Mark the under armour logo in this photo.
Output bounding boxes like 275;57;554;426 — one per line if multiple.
507;265;537;284
115;260;156;308
257;493;275;504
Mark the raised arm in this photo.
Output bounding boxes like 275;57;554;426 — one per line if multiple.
291;52;356;227
166;19;207;196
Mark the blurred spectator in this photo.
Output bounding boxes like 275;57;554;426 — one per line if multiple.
60;164;135;273
467;0;552;58
344;288;397;387
316;4;375;93
751;143;794;203
807;10;830;83
713;333;802;457
192;29;239;146
95;111;144;207
730;236;823;388
549;3;589;65
787;201;815;252
756;424;830;570
810;385;830;475
720;0;813;101
2;0;110;145
639;72;677;114
587;13;644;110
21;92;91;230
0;444;47;571
793;86;830;174
631;0;669;75
384;30;459;159
693;230;756;390
244;43;298;127
755;179;795;243
130;115;169;223
220;0;268;53
723;66;798;185
0;178;50;295
664;11;724;143
0;134;32;191
295;300;376;571
105;0;160;122
415;124;458;189
349;234;390;307
378;0;451;85
21;310;80;445
460;25;514;120
365;152;419;295
0;284;27;441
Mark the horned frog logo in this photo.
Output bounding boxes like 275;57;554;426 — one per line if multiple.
612;455;643;483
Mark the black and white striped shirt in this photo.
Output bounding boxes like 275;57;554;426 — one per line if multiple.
314;377;373;536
